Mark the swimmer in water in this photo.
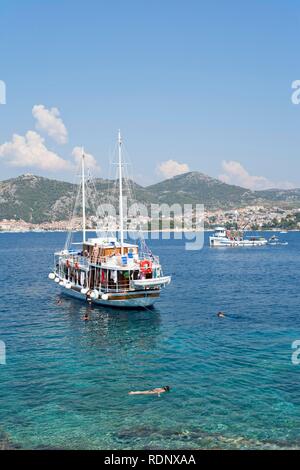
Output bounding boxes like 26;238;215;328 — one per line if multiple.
83;312;89;321
129;386;170;397
56;299;63;305
217;311;225;318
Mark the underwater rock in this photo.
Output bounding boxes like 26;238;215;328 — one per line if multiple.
0;428;22;450
115;424;297;450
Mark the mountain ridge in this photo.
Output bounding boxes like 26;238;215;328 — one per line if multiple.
0;172;299;223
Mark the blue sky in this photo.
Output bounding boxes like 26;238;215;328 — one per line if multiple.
0;0;300;188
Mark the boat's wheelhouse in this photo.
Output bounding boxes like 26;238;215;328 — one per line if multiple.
213;227;227;238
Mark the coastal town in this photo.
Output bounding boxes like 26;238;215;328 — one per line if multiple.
1;205;300;232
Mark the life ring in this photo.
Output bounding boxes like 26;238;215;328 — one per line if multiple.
140;260;152;274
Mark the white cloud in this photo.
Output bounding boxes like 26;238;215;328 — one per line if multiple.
158;159;189;179
0;105;100;175
0;131;71;171
72;146;100;173
219;160;295;190
32;104;68;144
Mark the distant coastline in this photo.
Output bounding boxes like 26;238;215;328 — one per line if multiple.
1;174;300;229
0;228;298;234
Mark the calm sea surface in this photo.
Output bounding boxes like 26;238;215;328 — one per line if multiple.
0;231;300;449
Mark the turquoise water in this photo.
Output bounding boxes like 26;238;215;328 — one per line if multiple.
0;231;300;449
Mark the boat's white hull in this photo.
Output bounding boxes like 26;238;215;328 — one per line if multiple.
209;236;268;247
268;242;288;246
59;284;159;308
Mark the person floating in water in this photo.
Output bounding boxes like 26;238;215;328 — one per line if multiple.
56;299;63;305
217;311;225;318
83;312;89;321
129;386;170;397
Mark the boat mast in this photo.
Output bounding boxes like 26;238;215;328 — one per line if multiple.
81;147;86;243
118;130;124;255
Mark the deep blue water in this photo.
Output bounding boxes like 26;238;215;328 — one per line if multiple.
0;231;300;449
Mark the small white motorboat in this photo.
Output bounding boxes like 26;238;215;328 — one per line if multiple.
209;227;268;247
268;235;288;246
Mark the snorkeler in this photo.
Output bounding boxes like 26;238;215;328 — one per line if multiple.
129;386;170;397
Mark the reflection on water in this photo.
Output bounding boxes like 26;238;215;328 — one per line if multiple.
60;294;162;352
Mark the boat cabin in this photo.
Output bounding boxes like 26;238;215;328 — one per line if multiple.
213;227;227;238
82;237;138;262
56;236;159;293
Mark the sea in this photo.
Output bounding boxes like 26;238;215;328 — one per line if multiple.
0;231;299;450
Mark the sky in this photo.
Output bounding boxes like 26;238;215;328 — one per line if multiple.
0;0;300;189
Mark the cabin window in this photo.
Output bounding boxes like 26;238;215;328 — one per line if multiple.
117;271;130;290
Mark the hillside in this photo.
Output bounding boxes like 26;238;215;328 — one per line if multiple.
253;188;300;207
0;172;299;223
0;174;76;223
146;172;257;207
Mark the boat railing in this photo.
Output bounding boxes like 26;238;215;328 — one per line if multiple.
89;255;140;268
90;253;159;267
58;253;89;269
90;255;121;265
93;282;133;293
139;253;160;264
58;251;160;271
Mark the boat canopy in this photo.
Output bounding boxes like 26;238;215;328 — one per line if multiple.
84;237;138;249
